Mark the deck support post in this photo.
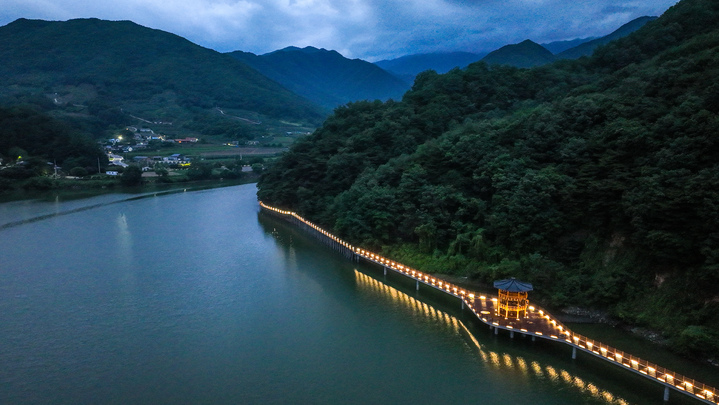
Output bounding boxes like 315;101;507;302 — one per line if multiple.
510;331;514;339
461;300;465;310
383;266;387;276
572;347;577;360
663;386;670;402
532;335;536;342
416;280;419;291
494;327;499;335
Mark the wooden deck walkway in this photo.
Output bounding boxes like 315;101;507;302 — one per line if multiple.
259;202;719;405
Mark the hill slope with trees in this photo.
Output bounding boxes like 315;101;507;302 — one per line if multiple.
229;46;410;110
0;18;325;137
258;0;719;360
557;16;658;59
481;39;556;68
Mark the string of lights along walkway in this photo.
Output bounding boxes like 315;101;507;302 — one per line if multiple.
259;202;718;405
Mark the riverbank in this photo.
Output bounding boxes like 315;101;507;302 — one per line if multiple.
0;176;257;203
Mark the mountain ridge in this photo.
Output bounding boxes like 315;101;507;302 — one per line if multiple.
557;16;658;59
0;18;325;135
229;46;410;110
480;39;555;68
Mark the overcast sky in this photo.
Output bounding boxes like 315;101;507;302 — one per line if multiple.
1;0;679;61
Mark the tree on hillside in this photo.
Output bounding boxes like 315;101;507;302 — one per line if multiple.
121;164;143;186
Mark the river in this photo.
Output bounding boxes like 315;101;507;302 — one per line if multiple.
0;184;706;404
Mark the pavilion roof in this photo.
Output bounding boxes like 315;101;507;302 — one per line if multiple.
493;278;533;292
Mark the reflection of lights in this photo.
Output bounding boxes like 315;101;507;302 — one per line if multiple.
263;202;714;405
503;354;513;368
516;357;528;374
546;365;558;381
531;361;543;376
489;351;501;366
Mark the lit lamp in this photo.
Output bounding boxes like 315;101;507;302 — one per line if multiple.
493;278;533;319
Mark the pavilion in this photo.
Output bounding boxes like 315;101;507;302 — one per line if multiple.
494;278;533;319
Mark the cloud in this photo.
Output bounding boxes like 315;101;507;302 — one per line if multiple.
0;0;679;61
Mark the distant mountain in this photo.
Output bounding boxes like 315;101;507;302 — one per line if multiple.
478;16;657;68
374;52;486;82
229;46;410;110
0;18;325;135
557;16;657;59
541;37;595;54
480;40;555;68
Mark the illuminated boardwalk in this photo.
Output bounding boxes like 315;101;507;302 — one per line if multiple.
354;270;633;405
260;202;719;405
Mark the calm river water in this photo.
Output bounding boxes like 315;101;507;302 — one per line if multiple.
0;185;704;404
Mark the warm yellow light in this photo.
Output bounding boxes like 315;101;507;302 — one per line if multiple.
528;306;535;310
468;294;475;299
480;295;486;300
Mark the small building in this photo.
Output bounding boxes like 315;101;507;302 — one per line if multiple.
174;137;198;143
494;278;533;319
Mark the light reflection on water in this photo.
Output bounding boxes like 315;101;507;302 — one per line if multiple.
354;269;630;405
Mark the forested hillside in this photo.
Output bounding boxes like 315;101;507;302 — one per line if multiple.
0;18;325;137
229;46;409;110
258;0;719;359
0;105;105;182
481;39;556;68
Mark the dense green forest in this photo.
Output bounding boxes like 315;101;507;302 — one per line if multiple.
0;18;324;140
258;0;719;359
0;105;106;177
